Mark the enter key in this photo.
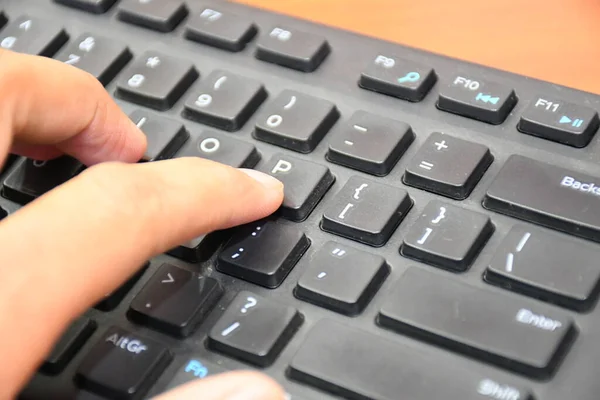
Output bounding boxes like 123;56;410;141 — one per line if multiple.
485;224;600;312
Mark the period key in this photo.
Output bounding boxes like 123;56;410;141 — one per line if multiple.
518;95;600;147
437;75;517;124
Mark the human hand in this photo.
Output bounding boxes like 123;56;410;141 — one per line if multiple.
0;49;286;400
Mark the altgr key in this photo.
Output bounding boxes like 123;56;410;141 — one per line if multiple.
437;75;517;124
518;95;600;147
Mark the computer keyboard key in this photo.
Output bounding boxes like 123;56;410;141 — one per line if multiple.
483;155;600;243
129;263;223;337
217;220;310;288
41;317;96;375
129;110;189;162
401;201;494;271
0;16;68;56
359;55;437;102
289;319;534;400
518;95;600;147
0;12;7;29
185;8;258;52
258;154;335;221
117;0;188;32
175;131;260;169
255;26;330;72
2;157;82;205
55;33;132;86
326;110;414;176
95;263;148;312
116;51;198;111
485;225;600;311
75;327;172;399
164;357;227;390
295;241;389;315
54;0;117;14
183;70;267;131
322;176;412;246
167;233;225;263
437;75;518;124
207;291;303;367
254;90;339;153
378;267;576;378
403;132;492;199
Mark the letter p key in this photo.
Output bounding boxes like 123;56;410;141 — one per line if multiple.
271;160;292;174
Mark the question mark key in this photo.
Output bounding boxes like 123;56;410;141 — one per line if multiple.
360;56;437;102
208;291;303;367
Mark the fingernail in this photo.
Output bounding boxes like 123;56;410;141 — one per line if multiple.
239;168;283;189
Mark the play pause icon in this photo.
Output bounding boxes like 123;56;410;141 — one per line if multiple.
559;115;584;128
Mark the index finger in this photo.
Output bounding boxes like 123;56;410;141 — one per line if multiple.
0;49;146;165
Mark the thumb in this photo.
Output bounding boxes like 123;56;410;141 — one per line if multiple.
152;371;286;400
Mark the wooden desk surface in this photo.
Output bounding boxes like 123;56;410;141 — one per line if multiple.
237;0;600;95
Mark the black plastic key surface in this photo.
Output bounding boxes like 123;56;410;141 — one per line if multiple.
164;357;227;390
401;201;494;271
115;51;198;111
55;33;132;86
326;111;414;176
207;291;303;367
185;7;257;52
95;263;148;312
2;157;82;205
359;54;437;102
175;131;259;168
258;154;335;221
54;0;117;14
183;70;267;131
117;0;188;32
378;267;577;379
76;327;172;399
295;241;389;315
217;220;310;288
518;95;600;147
254;90;339;153
167;233;225;263
255;26;330;72
129;110;189;161
403;132;492;199
321;176;412;246
129;263;223;337
290;319;534;400
437;74;518;124
0;16;68;56
483;155;600;243
41;317;96;375
485;224;600;311
0;12;7;29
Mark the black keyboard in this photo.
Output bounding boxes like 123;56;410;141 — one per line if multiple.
5;1;600;399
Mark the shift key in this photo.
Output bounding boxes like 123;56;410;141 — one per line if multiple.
483;155;600;242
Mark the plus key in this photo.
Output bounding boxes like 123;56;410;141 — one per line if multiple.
403;132;493;199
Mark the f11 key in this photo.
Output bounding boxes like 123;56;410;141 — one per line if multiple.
518;95;599;147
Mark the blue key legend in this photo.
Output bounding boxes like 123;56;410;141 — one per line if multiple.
397;71;420;84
